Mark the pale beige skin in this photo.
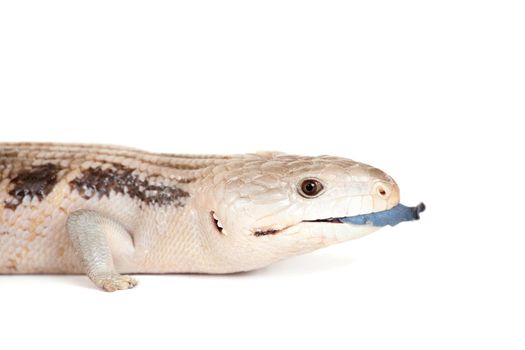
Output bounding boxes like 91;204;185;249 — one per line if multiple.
0;143;400;291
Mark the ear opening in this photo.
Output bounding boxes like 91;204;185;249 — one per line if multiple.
211;211;225;235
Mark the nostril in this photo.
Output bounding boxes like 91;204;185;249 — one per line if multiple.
377;185;388;197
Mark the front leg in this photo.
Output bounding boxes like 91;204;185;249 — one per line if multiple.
66;210;138;292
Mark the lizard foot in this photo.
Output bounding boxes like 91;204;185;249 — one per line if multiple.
91;273;138;292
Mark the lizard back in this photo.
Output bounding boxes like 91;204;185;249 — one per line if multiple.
0;143;226;273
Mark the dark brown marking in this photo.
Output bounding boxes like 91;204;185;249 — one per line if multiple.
0;150;19;158
3;202;18;211
4;163;61;210
69;164;190;207
254;228;280;237
177;177;196;184
0;146;213;170
6;258;18;272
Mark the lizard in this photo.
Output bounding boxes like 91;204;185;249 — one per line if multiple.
0;143;425;292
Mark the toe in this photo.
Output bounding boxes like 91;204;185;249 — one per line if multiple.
93;273;138;292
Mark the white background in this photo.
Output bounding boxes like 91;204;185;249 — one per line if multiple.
0;1;523;349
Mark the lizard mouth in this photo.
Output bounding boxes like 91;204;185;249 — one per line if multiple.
253;202;425;237
304;203;426;227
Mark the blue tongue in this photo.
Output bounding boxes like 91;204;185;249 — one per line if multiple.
340;203;426;227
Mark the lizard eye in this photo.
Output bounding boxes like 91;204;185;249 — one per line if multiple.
299;179;324;198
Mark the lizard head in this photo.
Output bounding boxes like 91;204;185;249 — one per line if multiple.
196;152;423;273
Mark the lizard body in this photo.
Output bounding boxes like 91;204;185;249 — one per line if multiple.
0;143;424;291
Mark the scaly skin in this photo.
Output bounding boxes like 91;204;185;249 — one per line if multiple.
1;143;402;291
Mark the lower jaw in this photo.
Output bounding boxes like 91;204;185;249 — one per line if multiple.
283;221;380;243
